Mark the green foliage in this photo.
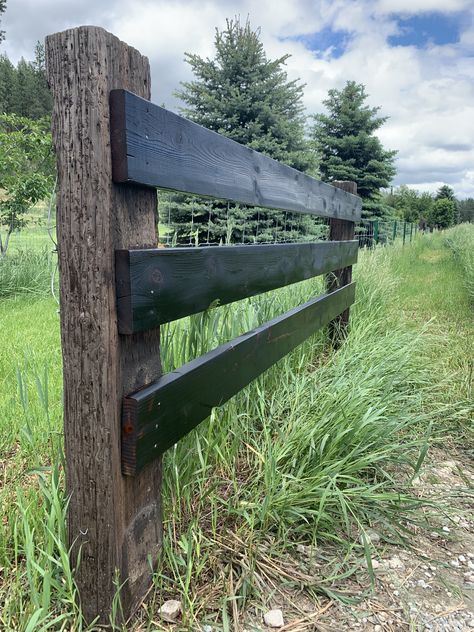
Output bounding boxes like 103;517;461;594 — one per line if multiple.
311;81;397;219
1;236;474;626
435;184;455;201
0;114;54;255
0;44;52;119
429;197;456;229
384;186;433;225
0;248;53;297
170;17;319;243
0;0;5;43
457;198;474;223
444;223;474;300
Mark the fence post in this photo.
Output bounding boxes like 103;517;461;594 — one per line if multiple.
403;221;407;245
327;180;357;346
374;219;379;245
392;220;397;242
46;27;162;623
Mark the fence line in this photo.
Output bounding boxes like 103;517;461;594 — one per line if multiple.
44;25;415;624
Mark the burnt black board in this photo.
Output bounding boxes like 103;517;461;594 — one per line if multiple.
122;282;356;475
110;89;361;222
116;240;358;333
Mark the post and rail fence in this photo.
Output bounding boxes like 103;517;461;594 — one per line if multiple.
44;25;421;623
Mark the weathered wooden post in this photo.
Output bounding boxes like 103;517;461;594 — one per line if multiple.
327;181;358;345
45;27;162;623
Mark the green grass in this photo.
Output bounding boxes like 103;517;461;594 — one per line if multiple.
0;232;472;630
444;223;474;300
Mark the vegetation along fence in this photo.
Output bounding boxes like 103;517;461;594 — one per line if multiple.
46;26;364;623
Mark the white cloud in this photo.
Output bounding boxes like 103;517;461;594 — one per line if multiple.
376;0;472;14
1;0;474;197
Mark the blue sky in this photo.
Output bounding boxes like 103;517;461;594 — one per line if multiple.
388;11;469;46
2;0;474;197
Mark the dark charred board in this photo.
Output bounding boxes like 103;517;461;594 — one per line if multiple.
110;89;362;222
122;282;355;475
116;240;358;334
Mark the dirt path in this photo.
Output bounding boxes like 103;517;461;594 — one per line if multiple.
325;239;474;631
242;237;474;632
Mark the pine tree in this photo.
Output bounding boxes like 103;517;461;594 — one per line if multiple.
435;185;455;201
0;53;16;112
168;17;319;244
0;0;6;44
0;46;51;119
311;81;397;218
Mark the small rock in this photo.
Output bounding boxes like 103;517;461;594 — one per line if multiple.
360;529;380;544
459;555;467;563
264;609;284;628
468;561;474;571
203;627;213;632
159;599;182;622
450;560;460;568
371;559;380;569
430;531;439;538
388;556;405;570
417;579;430;589
468;620;474;628
442;526;450;533
296;543;308;555
374;626;382;632
434;604;443;613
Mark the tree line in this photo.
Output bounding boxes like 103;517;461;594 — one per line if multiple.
0;15;470;252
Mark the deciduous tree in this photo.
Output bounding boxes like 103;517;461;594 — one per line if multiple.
0;114;54;255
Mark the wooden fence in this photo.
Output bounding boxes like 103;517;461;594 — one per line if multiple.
45;26;361;623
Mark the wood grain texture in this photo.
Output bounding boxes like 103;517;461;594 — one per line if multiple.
110;89;362;222
46;26;162;623
116;240;359;333
122;283;356;475
327;181;358;344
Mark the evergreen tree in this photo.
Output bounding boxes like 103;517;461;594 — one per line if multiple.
169;17;319;244
0;53;15;112
429;197;456;229
458;198;474;223
0;45;51;118
0;0;6;44
435;185;455;201
311;81;397;219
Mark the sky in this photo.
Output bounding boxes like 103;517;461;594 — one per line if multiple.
2;0;474;198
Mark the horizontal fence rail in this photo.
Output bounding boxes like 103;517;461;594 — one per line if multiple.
122;282;356;475
116;240;359;334
110;89;362;222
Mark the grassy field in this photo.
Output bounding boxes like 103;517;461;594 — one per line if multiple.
0;226;473;630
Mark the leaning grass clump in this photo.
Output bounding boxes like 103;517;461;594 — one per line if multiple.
0;248;54;298
153;245;440;626
444;223;474;299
